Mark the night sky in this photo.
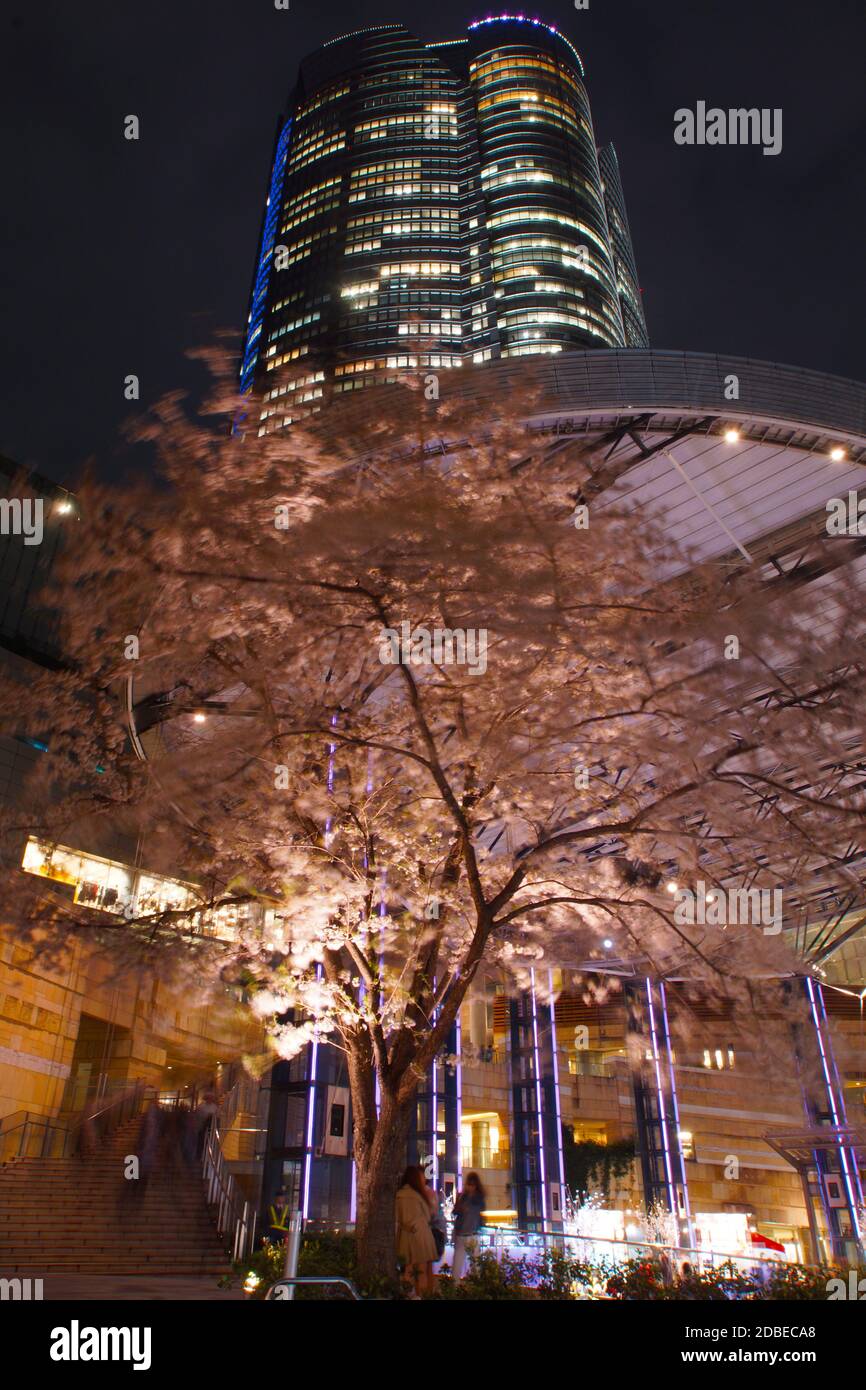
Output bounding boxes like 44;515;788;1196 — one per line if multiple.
1;0;863;487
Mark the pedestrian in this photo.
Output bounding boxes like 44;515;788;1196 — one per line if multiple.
75;1096;99;1158
268;1189;292;1246
161;1102;186;1183
188;1091;218;1162
137;1099;163;1191
396;1165;438;1298
451;1171;486;1280
429;1190;448;1266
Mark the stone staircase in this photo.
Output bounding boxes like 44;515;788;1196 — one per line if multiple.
0;1115;232;1275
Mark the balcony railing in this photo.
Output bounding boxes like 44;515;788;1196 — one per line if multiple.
459;1045;507;1067
460;1150;512;1171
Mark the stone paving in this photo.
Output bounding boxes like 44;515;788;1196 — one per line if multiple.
37;1274;246;1301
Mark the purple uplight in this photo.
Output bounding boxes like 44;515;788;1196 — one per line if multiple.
529;968;548;1224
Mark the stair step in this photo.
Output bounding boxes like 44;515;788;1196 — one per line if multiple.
0;1234;227;1243
0;1234;227;1245
0;1113;234;1275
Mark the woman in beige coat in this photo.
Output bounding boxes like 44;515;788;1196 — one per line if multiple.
395;1165;437;1296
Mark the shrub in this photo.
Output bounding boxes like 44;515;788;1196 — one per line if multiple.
229;1237;286;1298
534;1247;597;1300
605;1257;669;1300
759;1263;843;1301
433;1250;533;1300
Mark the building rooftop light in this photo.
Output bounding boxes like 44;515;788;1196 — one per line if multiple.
467;15;585;73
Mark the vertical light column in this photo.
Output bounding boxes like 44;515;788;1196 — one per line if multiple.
630;978;692;1240
301;714;337;1219
644;977;677;1216
529;968;548;1224
240;120;293;396
350;750;377;1223
805;976;863;1250
455;1007;463;1190
548;969;567;1201
659;979;693;1247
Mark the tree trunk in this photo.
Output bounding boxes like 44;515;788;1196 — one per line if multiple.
352;1090;416;1286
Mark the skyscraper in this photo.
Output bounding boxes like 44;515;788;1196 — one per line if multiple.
597;143;648;349
241;17;649;433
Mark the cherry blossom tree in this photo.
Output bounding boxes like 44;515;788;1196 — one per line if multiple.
3;355;865;1278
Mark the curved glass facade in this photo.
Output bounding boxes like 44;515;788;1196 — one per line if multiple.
597;143;649;348
467;18;624;358
244;18;648;433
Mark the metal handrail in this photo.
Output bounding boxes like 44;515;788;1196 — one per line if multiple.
0;1080;151;1163
85;1080;150;1131
474;1225;793;1278
0;1110;28;1137
216;1072;259;1136
275;1219;798;1279
265;1277;362;1301
201;1116;257;1262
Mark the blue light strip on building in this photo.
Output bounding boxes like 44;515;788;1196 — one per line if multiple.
239;119;293;397
17;734;104;772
